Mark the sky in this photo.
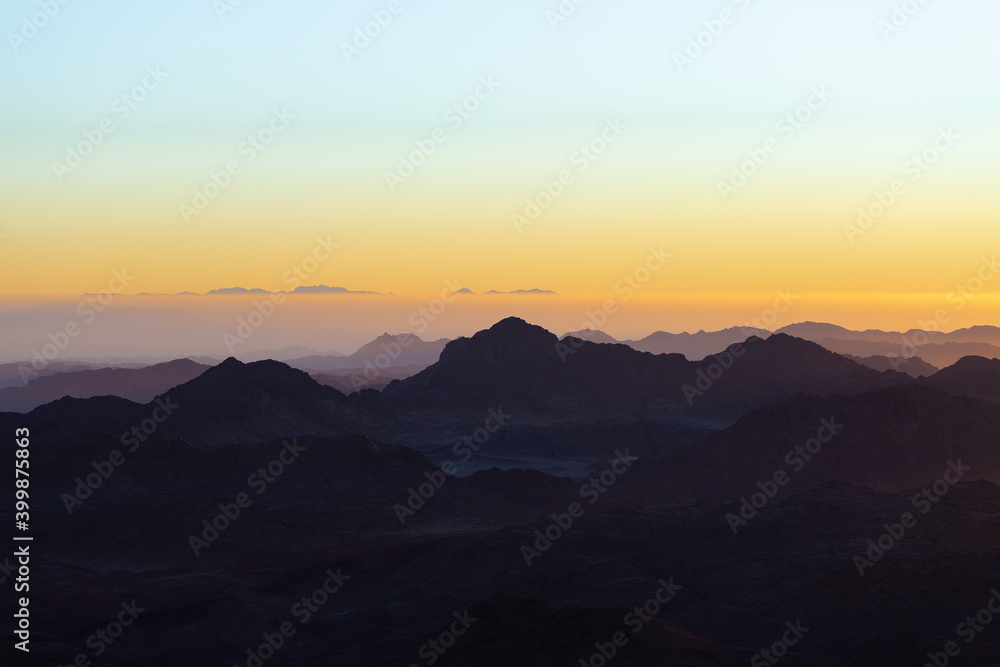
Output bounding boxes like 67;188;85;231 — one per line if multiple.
2;0;1000;344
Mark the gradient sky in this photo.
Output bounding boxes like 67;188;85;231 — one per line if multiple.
3;0;1000;318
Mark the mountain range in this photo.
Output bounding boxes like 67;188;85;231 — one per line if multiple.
6;316;1000;665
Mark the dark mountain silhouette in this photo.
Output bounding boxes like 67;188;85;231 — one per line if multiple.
311;364;428;393
692;333;911;412
922;355;1000;404
624;384;1000;502
153;357;358;446
845;353;937;378
383;318;690;412
0;320;914;455
0;358;360;449
0;394;151;446
0;358;209;413
385;319;909;419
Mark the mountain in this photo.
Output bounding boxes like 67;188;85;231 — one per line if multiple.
290;284;380;294
14;317;1000;665
561;329;619;344
152;357;358;446
682;333;911;414
625;326;771;360
286;333;449;372
0;357;362;448
0;359;209;413
484;288;556;294
776;321;877;341
845;353;938;378
312;364;428;393
774;322;1000;367
0;360;99;390
814;338;1000;369
234;345;345;363
383;318;908;418
206;287;272;294
623;383;1000;502
779;322;1000;346
944;325;1000;344
922;355;1000;405
0;394;152;446
204;285;380;295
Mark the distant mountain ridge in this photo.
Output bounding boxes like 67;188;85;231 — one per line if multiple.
286;333;450;373
845;353;938;378
0;359;209;413
207;285;381;295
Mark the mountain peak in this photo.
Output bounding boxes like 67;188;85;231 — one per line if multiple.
948;355;1000;370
